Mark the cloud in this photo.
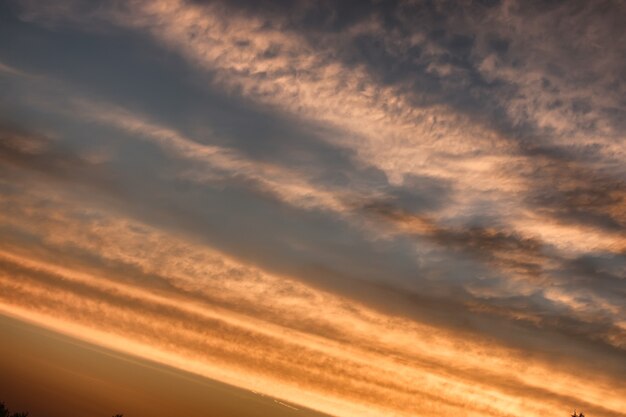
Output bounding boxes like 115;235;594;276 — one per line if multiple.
2;45;624;358
521;146;626;232
0;122;118;191
1;220;626;417
2;1;625;416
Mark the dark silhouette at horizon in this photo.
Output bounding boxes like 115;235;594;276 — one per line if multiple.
1;400;122;417
1;399;588;417
0;402;27;417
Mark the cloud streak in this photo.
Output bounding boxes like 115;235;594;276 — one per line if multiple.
1;218;625;417
1;1;625;416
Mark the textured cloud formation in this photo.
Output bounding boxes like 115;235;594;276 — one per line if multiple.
1;188;625;417
0;1;625;417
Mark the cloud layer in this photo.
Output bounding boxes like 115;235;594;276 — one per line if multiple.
0;1;624;416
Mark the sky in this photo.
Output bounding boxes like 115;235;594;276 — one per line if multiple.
0;314;326;417
0;1;624;416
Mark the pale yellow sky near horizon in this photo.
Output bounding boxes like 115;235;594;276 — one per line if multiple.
0;313;327;417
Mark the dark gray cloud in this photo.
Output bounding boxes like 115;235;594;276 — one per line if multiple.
521;146;626;232
0;123;118;190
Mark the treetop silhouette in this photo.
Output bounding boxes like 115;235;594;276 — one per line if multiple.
1;400;122;417
0;401;28;417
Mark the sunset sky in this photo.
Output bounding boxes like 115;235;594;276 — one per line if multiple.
0;1;625;417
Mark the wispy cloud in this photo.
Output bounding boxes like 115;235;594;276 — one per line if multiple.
1;1;625;416
1;207;625;417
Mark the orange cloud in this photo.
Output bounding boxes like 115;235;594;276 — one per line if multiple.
1;185;625;417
